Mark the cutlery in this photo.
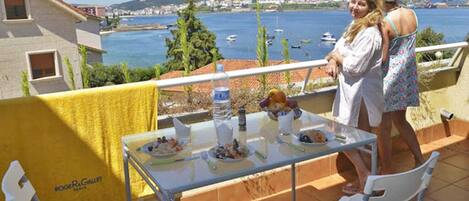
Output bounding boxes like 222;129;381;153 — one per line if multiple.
276;136;305;152
334;134;347;143
201;151;217;170
150;155;200;165
255;149;267;160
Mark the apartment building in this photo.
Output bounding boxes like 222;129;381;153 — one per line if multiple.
0;0;103;99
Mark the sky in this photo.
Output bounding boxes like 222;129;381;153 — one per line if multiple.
65;0;128;6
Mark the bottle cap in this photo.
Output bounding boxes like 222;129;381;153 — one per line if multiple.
216;64;224;72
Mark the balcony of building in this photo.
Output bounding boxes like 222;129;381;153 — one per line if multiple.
0;42;468;201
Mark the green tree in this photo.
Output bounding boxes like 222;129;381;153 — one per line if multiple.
79;45;90;88
256;0;269;94
154;64;162;80
21;71;30;97
164;0;223;71
416;27;449;62
179;18;193;102
64;57;76;90
281;37;292;89
121;62;132;83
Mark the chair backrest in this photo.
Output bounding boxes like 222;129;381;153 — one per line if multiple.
364;151;440;201
2;160;39;201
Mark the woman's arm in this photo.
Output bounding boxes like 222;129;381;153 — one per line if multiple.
332;29;380;77
381;22;390;64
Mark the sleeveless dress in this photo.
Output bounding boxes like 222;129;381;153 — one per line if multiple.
382;10;420;112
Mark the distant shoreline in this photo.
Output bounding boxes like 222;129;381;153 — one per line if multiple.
117;7;468;18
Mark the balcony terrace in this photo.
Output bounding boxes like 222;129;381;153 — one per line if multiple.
0;42;468;201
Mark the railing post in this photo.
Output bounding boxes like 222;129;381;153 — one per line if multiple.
302;67;313;93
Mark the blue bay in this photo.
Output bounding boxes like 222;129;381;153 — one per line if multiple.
102;9;469;67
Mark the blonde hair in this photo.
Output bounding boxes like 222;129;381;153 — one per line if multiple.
344;0;384;43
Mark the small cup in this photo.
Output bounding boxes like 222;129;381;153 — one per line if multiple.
278;110;294;135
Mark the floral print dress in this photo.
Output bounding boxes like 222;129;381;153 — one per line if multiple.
382;12;420;112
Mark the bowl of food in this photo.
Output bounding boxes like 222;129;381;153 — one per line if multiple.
140;136;183;157
208;139;252;162
259;89;302;121
297;129;332;145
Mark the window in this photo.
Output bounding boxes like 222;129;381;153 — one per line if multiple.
27;51;58;80
3;0;28;20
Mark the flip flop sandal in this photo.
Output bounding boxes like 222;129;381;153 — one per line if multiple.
342;183;361;195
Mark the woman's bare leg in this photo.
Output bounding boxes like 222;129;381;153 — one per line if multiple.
378;112;393;173
343;100;372;190
391;109;424;166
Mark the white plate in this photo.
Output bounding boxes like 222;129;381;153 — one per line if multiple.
208;145;253;163
139;141;182;158
295;130;335;146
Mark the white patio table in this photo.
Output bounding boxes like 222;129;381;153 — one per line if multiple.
122;111;377;201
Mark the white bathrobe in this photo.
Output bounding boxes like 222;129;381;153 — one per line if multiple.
332;25;384;127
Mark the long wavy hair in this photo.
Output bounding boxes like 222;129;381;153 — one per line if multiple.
344;0;384;43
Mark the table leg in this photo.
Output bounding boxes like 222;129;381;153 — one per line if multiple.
371;142;378;175
123;146;132;201
291;163;296;201
163;191;181;201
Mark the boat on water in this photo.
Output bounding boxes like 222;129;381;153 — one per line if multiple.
226;35;237;41
266;39;273;46
300;39;312;44
291;44;301;49
274;16;284;33
321;32;337;42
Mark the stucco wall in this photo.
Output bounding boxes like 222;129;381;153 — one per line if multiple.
0;0;83;99
87;49;103;64
76;18;102;50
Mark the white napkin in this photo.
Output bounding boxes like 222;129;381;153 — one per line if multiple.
278;110;294;135
173;117;191;145
215;122;233;146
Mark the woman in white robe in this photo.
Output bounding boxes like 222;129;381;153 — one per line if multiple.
325;0;385;194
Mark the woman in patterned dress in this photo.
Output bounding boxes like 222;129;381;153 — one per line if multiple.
379;0;424;173
325;0;384;194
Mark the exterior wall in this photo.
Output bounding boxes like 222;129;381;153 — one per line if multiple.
0;0;83;99
76;18;102;50
76;18;103;64
87;49;103;64
77;6;106;17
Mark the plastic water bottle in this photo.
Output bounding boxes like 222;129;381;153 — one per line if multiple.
212;64;233;147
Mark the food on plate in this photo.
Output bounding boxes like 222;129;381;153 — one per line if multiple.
259;89;298;113
147;136;183;155
213;139;248;160
299;130;328;143
259;89;302;119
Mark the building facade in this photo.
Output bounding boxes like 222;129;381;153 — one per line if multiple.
0;0;88;99
76;15;105;64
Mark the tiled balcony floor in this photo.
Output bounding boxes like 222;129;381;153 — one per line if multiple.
259;136;469;201
139;136;469;201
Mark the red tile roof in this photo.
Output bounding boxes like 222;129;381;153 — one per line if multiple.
158;59;328;92
52;0;88;20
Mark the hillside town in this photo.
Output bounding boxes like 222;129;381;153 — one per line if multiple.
76;0;469;17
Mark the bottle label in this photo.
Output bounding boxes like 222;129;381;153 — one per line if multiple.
213;88;230;101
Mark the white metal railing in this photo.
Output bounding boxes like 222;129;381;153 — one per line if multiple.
155;42;469;92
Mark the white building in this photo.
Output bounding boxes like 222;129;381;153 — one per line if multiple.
0;0;102;99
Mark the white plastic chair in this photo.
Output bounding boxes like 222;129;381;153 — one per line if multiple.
339;151;440;201
2;160;39;201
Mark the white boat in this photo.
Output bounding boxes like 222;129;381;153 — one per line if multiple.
266;39;273;46
321;32;337;42
226;35;237;41
274;16;283;33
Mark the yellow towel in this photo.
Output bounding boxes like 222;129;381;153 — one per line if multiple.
0;81;157;201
